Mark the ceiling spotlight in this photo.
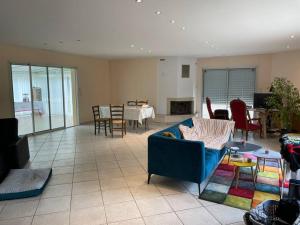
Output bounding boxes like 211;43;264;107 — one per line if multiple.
130;44;135;48
287;45;290;49
181;26;186;30
148;50;152;53
140;47;144;51
290;34;295;39
136;0;142;2
170;20;175;24
155;11;161;15
205;41;209;44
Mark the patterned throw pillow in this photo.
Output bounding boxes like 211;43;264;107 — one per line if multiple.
162;132;177;139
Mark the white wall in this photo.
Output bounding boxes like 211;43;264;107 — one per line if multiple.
157;57;178;114
177;58;197;98
157;57;197;114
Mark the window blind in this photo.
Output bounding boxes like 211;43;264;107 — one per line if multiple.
228;68;256;107
202;69;228;118
202;68;256;117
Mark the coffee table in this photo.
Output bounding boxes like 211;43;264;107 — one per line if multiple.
225;141;262;163
231;161;257;189
252;149;282;183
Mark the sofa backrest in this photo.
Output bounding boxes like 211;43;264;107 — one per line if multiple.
192;117;235;137
156;118;193;139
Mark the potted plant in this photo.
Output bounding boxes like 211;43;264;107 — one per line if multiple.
266;77;300;133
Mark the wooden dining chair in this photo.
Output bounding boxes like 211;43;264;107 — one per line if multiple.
109;104;126;138
92;105;109;136
136;100;148;106
127;100;137;128
136;100;149;130
127;100;137;106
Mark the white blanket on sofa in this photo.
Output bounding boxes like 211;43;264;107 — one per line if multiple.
179;117;235;150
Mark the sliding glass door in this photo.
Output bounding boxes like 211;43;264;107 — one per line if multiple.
31;66;50;132
11;65;33;135
11;64;79;135
49;67;64;129
63;68;78;127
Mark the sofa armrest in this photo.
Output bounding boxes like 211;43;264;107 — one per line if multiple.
8;135;30;168
148;135;205;184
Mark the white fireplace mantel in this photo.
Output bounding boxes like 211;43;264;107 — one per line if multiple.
167;97;195;115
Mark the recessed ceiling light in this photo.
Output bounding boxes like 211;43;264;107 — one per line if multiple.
77;39;81;42
287;45;290;49
170;20;175;24
59;41;63;44
155;11;161;15
148;50;152;53
290;34;295;39
136;0;142;2
130;44;135;48
181;26;186;30
140;47;144;51
205;41;209;44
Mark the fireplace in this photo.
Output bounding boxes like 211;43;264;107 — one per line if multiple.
170;101;193;115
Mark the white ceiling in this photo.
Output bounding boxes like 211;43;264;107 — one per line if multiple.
0;0;300;58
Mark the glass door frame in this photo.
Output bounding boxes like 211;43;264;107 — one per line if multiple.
10;62;79;135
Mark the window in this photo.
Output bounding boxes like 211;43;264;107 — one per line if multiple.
202;68;256;118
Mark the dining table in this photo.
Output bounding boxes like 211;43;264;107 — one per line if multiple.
99;105;155;124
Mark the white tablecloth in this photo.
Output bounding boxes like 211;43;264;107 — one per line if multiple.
99;106;155;124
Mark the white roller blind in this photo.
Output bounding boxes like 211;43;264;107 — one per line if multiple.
202;68;256;118
228;68;256;107
203;69;228;118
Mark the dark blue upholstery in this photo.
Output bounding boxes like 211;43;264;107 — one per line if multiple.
148;118;227;194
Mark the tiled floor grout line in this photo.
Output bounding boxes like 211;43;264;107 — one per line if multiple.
68;130;75;225
94;134;109;225
29;133;50;225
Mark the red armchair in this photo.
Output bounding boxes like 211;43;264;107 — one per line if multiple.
230;99;262;140
206;97;229;120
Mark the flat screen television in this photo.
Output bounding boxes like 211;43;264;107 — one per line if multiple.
253;93;273;108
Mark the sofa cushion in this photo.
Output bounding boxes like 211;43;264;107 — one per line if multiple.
162;132;176;139
164;126;182;139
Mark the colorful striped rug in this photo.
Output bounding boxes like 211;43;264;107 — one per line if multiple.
200;155;286;210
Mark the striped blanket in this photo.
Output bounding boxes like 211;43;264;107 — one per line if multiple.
179;117;235;150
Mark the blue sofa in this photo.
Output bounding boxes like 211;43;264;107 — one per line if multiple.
148;118;227;197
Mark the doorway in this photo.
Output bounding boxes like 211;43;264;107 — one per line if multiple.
11;64;79;135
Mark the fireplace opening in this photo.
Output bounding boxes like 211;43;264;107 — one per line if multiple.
170;101;193;115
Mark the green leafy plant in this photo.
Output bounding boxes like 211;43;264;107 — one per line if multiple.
266;77;300;130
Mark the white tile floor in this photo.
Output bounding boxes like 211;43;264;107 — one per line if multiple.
0;122;281;225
